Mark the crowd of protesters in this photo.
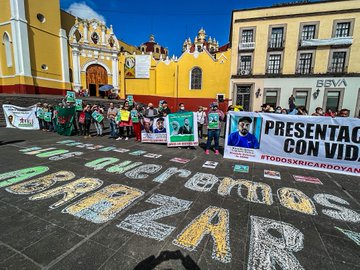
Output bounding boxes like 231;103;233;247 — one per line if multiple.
33;95;357;155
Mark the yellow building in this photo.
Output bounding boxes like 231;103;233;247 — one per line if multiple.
230;0;360;116
125;28;231;111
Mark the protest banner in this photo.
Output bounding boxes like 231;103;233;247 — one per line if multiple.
2;104;40;130
224;112;360;176
208;112;220;129
166;112;198;147
44;112;52;122
55;106;75;136
92;111;104;123
127;96;134;106
75;99;82;111
130;110;139;123
66;91;75;103
37;108;44;119
141;117;167;143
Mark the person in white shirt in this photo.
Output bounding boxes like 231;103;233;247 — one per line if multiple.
196;106;207;138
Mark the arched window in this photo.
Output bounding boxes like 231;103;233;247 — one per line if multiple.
190;67;202;89
3;32;13;67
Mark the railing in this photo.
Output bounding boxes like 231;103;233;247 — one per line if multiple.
295;67;314;75
266;68;282;75
327;65;348;73
237;68;252;76
238;42;255;50
268;40;285;49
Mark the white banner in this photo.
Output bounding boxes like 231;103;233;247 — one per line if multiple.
224;112;360;176
141;117;167;143
135;55;151;78
2;104;40;130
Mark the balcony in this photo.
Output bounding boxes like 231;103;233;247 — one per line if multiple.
266;68;282;75
300;37;352;47
327;66;348;74
268;40;285;50
295;67;314;75
238;42;255;51
237;68;252;76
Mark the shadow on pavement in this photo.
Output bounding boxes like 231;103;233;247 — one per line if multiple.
133;250;200;270
0;140;25;146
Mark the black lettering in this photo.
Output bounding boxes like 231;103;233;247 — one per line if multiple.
325;142;337;158
283;138;294;153
295;140;307;155
328;125;340;141
285;122;294;137
308;141;319;156
345;145;358;161
337;144;344;160
351;127;360;143
314;124;327;140
294;123;305;138
275;121;285;136
337;126;350;143
264;120;275;134
305;124;315;139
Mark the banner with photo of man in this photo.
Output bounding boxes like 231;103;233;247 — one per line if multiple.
166;112;198;147
141;117;167;143
2;104;40;130
224;111;360;176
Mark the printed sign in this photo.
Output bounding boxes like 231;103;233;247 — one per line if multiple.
224;112;360;176
124;56;135;78
44;112;52;122
170;157;191;164
234;164;249;173
37;108;44;119
130;110;139;123
2;104;40;130
142;117;167;144
135;55;151;78
166;112;198;147
208;113;220;129
129;150;147;156
264;170;281;180
293;175;323;185
66;91;75;103
91;111;104;123
116;111;121;123
120;110;130;122
143;153;162;159
202;161;218;169
75;99;82;111
128;96;134;106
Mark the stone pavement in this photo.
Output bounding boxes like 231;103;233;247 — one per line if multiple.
0;127;359;270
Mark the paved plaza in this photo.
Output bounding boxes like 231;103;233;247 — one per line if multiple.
0;128;359;270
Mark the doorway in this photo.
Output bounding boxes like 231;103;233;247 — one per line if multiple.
86;64;108;96
235;85;251;111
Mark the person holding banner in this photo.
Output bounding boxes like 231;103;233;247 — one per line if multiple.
131;104;143;141
91;104;104;136
117;100;132;140
205;103;224;155
144;103;159;119
159;101;171;116
227;116;259;149
196;106;207;139
83;104;93;138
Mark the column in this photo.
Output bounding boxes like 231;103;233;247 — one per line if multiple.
112;54;119;90
101;25;106;45
72;48;81;91
83;21;88;43
59;29;70;83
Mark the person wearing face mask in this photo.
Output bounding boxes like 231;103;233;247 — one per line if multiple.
144;102;159;119
159;101;171;116
177;103;187;113
205;103;225;155
274;106;282;114
227;116;259;149
117;100;132;140
196;106;207;139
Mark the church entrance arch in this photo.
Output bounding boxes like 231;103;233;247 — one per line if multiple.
86;64;108;96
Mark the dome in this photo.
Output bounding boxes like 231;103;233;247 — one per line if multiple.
139;34;168;60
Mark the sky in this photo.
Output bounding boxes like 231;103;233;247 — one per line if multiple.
60;0;323;56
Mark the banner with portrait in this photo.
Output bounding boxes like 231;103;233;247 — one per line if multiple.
224;111;360;176
2;104;40;130
166;112;198;147
141;117;167;143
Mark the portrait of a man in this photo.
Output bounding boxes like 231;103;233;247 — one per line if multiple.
227;116;259;149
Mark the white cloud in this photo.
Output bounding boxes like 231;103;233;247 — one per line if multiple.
66;2;106;23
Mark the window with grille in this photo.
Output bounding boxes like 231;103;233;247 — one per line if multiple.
335;22;350;37
239;55;252;73
265;90;278;108
267;54;281;74
190;67;202;89
330;52;346;72
297;53;313;74
270;27;284;48
301;25;316;40
241;30;254;43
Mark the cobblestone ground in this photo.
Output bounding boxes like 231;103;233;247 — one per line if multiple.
0;128;359;270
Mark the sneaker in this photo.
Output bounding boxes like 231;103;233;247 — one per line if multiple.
125;137;129;141
205;150;210;155
215;150;219;155
116;137;122;141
